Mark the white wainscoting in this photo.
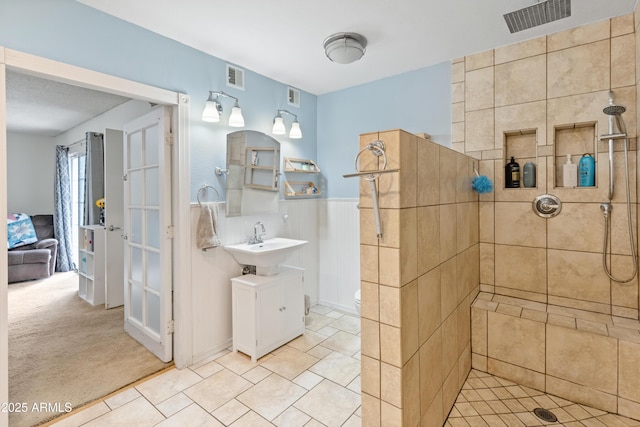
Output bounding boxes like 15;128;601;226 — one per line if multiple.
317;199;360;315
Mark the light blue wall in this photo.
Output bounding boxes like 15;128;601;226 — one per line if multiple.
317;64;452;199
0;0;317;202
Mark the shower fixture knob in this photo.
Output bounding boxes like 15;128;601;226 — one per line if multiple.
532;194;562;218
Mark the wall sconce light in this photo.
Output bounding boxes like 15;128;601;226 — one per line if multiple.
202;90;245;127
272;109;302;139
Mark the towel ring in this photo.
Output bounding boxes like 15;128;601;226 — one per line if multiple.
354;140;387;181
197;184;220;204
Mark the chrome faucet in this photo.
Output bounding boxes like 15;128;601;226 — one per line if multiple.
249;221;266;244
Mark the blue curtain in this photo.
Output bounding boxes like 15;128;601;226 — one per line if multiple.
54;145;75;272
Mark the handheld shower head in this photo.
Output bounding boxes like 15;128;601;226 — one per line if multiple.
604;90;626;116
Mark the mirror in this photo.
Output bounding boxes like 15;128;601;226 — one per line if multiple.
225;130;281;217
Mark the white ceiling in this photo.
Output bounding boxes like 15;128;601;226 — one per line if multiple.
78;0;638;95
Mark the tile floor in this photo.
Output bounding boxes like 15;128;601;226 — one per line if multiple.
446;370;640;427
48;305;640;427
49;305;362;427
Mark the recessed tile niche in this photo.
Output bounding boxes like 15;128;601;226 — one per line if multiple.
554;123;597;188
504;129;537;189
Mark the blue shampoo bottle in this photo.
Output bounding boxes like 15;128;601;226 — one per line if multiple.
578;153;595;187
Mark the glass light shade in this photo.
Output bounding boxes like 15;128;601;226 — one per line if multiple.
324;33;367;64
228;106;245;127
202;100;220;122
289;121;302;139
272;116;286;135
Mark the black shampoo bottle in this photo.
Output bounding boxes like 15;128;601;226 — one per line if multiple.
505;156;520;188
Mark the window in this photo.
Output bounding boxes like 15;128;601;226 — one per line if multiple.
70;153;86;267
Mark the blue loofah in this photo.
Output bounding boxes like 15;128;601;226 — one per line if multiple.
472;174;493;194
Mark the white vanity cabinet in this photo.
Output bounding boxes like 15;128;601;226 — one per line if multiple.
231;266;305;362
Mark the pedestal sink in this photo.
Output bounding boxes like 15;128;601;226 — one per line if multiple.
224;237;308;276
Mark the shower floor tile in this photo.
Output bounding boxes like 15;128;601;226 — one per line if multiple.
446;369;640;426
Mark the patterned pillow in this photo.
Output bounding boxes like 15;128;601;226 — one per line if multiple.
7;214;38;249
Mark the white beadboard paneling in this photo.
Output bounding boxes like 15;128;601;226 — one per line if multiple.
318;199;360;314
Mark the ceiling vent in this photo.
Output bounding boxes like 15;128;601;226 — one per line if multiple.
288;87;300;107
226;64;244;90
503;0;571;33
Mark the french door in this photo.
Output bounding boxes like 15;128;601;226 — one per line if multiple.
123;106;173;362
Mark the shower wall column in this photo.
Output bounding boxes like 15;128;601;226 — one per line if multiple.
359;129;479;426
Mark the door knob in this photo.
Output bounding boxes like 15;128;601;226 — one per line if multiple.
108;225;123;232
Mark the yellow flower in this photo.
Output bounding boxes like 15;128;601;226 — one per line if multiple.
96;198;105;208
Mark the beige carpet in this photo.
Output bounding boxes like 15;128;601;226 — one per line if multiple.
8;272;172;427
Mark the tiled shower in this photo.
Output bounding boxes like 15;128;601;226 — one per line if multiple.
360;8;640;427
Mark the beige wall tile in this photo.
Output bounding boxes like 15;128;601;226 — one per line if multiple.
452;122;465;144
420;328;443;410
619;398;640;421
495;101;546;148
399;209;418;285
547;19;610;52
611;204;638;255
494;245;547;295
456;300;471;355
380;401;402;427
612;14;634;37
458;342;471;389
360;208;378;247
441;257;458;321
547;324;618;394
452;82;465;104
495;37;547;64
402;353;421;426
417;207;440;275
487;358;545;391
380;362;401;407
456;248;472;304
494;202;546;247
619;340;640;403
547;249;611;305
452;142;466;154
361;280;380;321
361;355;381;398
422;389;443;426
456;154;475;203
547;40;610;99
611;256;639;308
441;366;459;417
380;323;402;367
452;101;465;123
466;50;494;71
457;202;479;253
472;353;487;371
488;312;545;373
452;61;465;83
547;203;604;252
479;202;494;243
546;375;617;413
480;242;494;285
441;312;458;381
495;55;546;107
439;147;458;204
361;393;381;427
466;109;495;152
495;286;547;304
471;307;488;356
379;285;400;327
418;268;441;347
361;244;379;283
466;67;494;111
401;280;420;363
379;246;400;287
548;295;611;315
379;208;399;249
439;204;457;263
478;159;495;202
361;318;380;359
417;140;440;206
612;34;636;89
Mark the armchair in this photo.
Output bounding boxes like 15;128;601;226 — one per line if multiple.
8;215;59;283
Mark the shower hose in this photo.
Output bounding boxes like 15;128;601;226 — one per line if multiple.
602;136;638;283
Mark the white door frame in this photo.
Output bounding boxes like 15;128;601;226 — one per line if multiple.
0;47;193;423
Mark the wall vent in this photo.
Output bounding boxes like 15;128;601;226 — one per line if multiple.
288;87;300;107
226;64;245;90
503;0;571;34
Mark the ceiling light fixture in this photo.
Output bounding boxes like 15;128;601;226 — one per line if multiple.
323;32;367;64
272;109;302;139
202;90;245;127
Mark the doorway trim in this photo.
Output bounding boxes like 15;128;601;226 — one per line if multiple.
0;47;193;423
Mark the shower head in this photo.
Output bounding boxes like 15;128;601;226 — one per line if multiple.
604;104;626;116
604;90;626;116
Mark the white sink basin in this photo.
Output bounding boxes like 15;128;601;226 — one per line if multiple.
224;237;308;276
